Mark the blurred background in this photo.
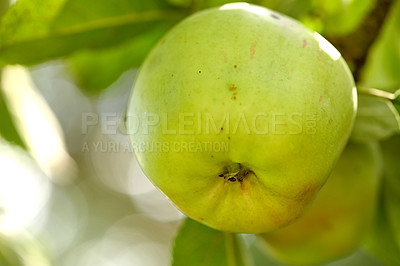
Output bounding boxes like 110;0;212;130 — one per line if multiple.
1;63;184;265
1;0;400;265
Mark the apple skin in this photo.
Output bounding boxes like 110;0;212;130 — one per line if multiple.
259;142;382;265
127;3;356;233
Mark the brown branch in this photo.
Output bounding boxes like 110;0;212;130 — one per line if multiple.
326;0;393;82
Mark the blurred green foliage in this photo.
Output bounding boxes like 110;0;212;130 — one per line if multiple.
0;238;23;266
1;0;400;265
172;218;249;266
0;0;388;92
365;191;400;265
0;86;25;148
360;0;400;91
351;0;400;142
68;23;173;93
0;0;182;68
260;0;376;35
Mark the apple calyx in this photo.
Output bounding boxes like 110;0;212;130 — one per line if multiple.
218;163;253;183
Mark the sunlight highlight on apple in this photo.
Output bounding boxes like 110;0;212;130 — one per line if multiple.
220;2;267;17
314;32;341;61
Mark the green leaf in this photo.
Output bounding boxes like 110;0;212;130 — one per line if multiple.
380;135;400;248
0;74;26;149
360;0;400;91
172;218;250;266
0;0;67;41
320;0;376;36
0;0;183;65
385;185;400;248
350;93;400;142
0;0;67;65
248;238;282;266
391;93;400;116
364;196;400;266
68;22;172;93
0;0;10;19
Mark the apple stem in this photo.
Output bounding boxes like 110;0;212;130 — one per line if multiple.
219;163;252;183
357;86;399;100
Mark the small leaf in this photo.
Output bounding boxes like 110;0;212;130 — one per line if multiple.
172;218;250;266
0;75;26;149
350;93;400;142
360;0;400;91
0;0;183;65
391;92;400;117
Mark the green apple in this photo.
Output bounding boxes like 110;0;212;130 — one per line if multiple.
259;142;382;265
127;3;356;233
